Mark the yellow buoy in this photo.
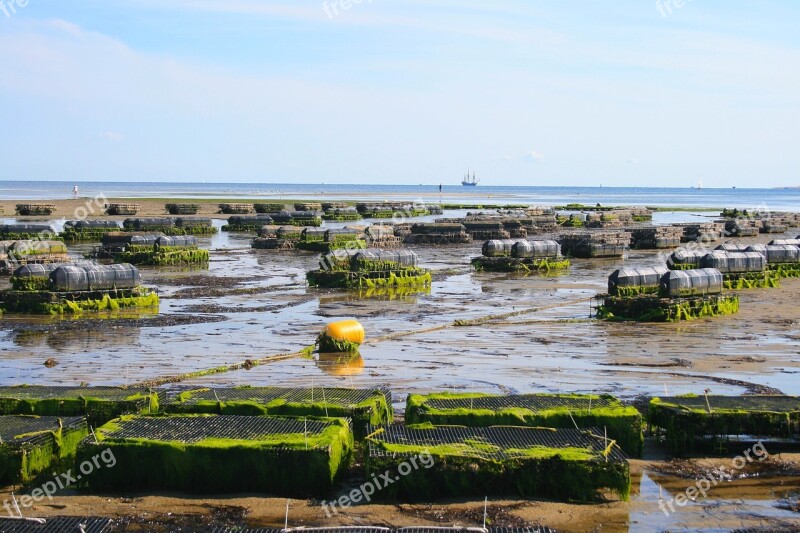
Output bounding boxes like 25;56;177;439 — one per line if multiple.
317;320;365;353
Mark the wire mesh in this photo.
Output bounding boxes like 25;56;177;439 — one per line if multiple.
0;386;159;403
0;517;112;533
367;425;628;462
424;394;618;412
167;387;390;409
102;415;339;446
0;416;86;446
212;526;556;533
657;396;800;413
0;387;162;422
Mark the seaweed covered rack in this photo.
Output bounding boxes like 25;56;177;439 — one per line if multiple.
405;392;643;456
78;415;353;496
597;267;740;322
164;386;391;436
472;239;570;273
97;233;209;266
0;415;88;485
0;263;159;315
648;395;800;455
365;424;630;502
0;386;162;426
307;248;431;291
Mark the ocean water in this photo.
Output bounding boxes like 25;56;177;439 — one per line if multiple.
0;181;798;211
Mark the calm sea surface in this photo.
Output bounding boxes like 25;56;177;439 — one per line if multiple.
0;181;798;210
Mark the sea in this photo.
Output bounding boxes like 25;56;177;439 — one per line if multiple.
0;181;798;211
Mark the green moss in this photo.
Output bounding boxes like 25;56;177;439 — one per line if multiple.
79;415;353;496
406;393;643;457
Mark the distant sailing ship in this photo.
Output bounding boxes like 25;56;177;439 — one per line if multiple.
462;170;479;186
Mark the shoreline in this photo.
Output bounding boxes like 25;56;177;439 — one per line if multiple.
0;198;729;221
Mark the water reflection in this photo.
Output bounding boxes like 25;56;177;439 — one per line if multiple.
12;326;142;351
316;352;364;376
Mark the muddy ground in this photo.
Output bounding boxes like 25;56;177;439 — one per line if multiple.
1;208;799;531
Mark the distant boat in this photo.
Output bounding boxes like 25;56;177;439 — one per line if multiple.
462;170;479;186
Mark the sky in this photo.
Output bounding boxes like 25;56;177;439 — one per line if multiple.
0;1;798;187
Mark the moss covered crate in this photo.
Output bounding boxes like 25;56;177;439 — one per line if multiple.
164;387;391;437
406;393;643;457
0;416;89;486
597;295;739;322
366;424;630;502
0;386;162;426
78;415;353;496
471;257;571;274
649;395;800;455
0;288;159;315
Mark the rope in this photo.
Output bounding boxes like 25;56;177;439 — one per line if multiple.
134;297;592;387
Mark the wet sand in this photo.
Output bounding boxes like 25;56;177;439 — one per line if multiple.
1;207;799;530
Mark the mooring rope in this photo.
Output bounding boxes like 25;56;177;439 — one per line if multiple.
133;296;593;387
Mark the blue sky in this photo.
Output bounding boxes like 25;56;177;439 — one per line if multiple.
0;1;798;187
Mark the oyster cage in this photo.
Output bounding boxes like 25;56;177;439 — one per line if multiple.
164;386;391;437
0;386;162;425
365;424;630;502
0;416;88;485
78;415;353;496
406;393;643;457
0;517;112;533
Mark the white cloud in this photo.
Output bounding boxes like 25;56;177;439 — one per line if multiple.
526;150;545;161
627;158;639;165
